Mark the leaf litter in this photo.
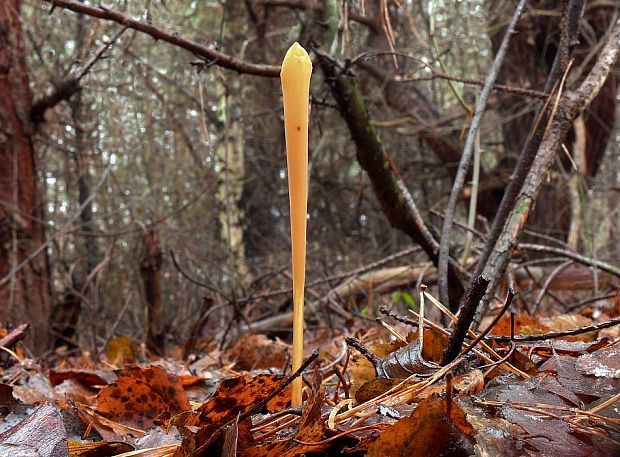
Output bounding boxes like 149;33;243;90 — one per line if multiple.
0;290;619;456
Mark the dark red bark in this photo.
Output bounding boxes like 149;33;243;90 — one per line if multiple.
0;0;53;353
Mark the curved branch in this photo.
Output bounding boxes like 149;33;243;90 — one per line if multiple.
42;0;281;77
520;244;620;279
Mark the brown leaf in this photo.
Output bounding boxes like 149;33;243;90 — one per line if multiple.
49;369;115;388
355;377;403;404
67;439;134;456
541;314;596;341
576;344;620;378
242;371;326;457
0;402;68;457
501;406;602;457
0;383;26;417
105;336;140;365
174;374;288;456
377;339;438;378
182;373;290;428
539;354;619;402
225;334;291;370
415;369;485;401
95;365;190;430
366;395;475;457
492;314;550;337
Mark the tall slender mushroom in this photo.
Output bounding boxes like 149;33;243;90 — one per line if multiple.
281;42;312;406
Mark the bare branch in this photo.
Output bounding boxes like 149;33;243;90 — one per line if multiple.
31;26;126;123
437;0;528;307
42;0;280;77
475;17;620;324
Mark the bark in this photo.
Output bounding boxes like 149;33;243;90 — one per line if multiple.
216;0;251;293
140;228;164;353
0;0;53;353
440;275;490;366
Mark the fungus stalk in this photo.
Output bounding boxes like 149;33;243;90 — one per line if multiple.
281;42;312;406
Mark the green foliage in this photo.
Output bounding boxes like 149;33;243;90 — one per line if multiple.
392;291;417;310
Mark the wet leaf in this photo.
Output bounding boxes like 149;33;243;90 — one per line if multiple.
377;339;438;378
366;395;475;457
49;369;114;388
501;406;602;457
95;365;190;430
575;343;620;378
0;402;68;457
355;377;403;403
174;374;289;456
539;354;619;402
225;334;291;370
182;373;290;428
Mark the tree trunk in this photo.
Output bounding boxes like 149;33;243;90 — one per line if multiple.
0;0;53;353
140;228;164;353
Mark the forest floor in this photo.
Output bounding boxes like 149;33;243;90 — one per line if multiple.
0;286;619;456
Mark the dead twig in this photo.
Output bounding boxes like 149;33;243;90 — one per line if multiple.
440;275;490;366
519;243;620;279
486;315;620;342
460;288;516;357
437;0;528;306
0;323;30;349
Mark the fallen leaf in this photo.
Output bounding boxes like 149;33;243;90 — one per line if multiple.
242;371;326;457
49;369;115;388
105;336;140;365
492;314;550;337
0;402;68;457
182;373;290;428
366;395;475;457
174;373;289;456
225;334;291;370
501;405;602;457
377;339;438;378
95;365;190;430
539;354;619;402
541;314;596;341
67;439;134;456
575;343;620;378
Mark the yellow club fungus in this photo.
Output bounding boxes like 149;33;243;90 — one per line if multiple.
281;42;312;406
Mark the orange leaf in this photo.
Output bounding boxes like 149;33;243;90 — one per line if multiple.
366;395;475;457
95;365;190;430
